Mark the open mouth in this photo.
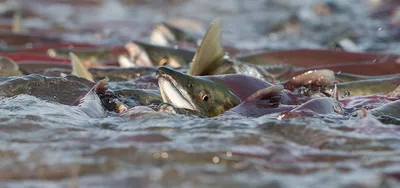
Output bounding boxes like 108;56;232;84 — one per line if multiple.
157;73;197;111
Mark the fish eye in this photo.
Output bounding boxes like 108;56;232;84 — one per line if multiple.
200;90;211;102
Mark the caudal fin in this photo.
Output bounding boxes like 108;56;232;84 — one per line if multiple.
70;52;94;82
188;18;225;76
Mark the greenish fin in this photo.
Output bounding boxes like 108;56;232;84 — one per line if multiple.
188;18;225;76
70;52;94;82
0;57;22;76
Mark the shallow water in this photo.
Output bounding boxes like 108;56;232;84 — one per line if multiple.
0;0;400;187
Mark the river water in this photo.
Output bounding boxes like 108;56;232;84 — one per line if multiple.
0;0;400;187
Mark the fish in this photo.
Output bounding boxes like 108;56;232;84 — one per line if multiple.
220;85;295;118
0;56;22;76
0;31;62;46
0;42;100;53
0;53;71;63
48;46;128;64
156;66;294;117
113;89;163;107
0;74;94;105
150;21;203;47
369;99;400;119
334;72;400;82
235;48;399;68
17;60;157;81
235;48;400;79
324;77;400;98
281;69;335;90
123;41;195;68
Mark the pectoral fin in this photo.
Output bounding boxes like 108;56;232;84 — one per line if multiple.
188;18;225;76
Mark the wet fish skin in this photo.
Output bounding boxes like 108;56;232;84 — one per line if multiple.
156;66;296;117
76;78;107;118
157;66;242;117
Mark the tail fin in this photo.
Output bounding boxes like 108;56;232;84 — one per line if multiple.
188;18;225;76
70;52;94;82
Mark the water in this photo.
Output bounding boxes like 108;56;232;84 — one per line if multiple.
0;0;400;187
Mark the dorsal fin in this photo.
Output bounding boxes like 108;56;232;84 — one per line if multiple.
77;78;108;118
12;9;23;33
188;18;225;76
244;85;283;107
70;52;94;82
0;56;22;76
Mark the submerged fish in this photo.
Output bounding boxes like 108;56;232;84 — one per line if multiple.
324;77;400;97
0;74;93;105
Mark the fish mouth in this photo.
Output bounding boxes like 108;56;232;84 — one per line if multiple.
157;72;198;111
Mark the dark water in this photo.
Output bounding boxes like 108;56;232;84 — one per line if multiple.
0;0;400;187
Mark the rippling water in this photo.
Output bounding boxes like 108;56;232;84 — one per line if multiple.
1;0;400;187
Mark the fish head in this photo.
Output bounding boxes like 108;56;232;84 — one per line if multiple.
156;66;241;117
130;41;194;68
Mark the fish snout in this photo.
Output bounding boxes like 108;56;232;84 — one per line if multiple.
156;66;185;80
